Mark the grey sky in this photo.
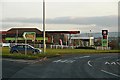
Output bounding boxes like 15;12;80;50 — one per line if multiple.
1;0;118;33
3;15;117;26
2;2;117;18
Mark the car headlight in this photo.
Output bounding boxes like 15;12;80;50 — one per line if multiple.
39;49;42;53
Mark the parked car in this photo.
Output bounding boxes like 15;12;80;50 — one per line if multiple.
10;44;42;54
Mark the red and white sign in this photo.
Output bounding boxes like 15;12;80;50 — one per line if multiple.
59;39;62;45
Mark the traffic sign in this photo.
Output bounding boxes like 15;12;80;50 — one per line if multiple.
23;32;36;41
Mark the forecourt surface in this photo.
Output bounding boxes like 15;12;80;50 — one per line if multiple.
2;53;120;78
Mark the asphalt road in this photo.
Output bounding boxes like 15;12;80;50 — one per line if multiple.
2;53;120;79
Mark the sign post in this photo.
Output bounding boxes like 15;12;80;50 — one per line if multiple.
25;39;27;55
23;32;36;55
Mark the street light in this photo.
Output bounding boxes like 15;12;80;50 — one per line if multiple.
43;0;46;53
90;30;91;37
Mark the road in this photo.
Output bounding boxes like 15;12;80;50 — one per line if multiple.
2;53;120;79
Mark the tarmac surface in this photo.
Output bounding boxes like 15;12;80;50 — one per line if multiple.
2;53;120;79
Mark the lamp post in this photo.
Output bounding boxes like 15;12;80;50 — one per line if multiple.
90;30;91;37
43;0;46;53
89;30;91;46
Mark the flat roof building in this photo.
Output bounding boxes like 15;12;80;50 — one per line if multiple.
0;28;80;47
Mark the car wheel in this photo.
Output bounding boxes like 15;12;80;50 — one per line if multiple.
32;51;36;54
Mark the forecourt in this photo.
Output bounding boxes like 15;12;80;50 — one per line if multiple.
2;53;120;78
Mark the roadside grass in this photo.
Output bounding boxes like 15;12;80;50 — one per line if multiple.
1;47;120;60
1;47;60;60
46;49;120;54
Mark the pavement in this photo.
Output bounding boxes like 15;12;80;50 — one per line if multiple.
1;53;120;79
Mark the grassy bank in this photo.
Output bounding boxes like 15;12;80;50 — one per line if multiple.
46;49;120;54
1;47;120;60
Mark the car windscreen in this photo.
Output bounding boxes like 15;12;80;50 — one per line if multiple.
28;45;34;49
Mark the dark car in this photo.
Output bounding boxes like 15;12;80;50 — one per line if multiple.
10;44;42;54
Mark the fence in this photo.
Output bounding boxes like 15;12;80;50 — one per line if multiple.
95;46;111;50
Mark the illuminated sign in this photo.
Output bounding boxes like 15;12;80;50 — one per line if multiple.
102;30;108;47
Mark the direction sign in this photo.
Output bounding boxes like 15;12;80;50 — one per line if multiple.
23;32;36;41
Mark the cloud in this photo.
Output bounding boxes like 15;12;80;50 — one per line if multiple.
2;15;117;26
46;15;117;26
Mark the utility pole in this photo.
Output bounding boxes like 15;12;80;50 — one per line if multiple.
43;0;46;53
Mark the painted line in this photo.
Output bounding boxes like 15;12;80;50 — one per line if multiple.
80;56;90;58
53;59;62;63
111;62;116;65
105;62;110;65
87;60;93;67
53;59;75;63
74;56;90;59
101;70;120;78
116;62;120;65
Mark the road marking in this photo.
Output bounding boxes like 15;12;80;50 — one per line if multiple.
74;56;90;59
101;70;120;78
111;62;116;65
53;59;62;63
53;56;90;63
87;60;93;67
53;59;75;63
79;56;90;58
105;61;119;65
116;62;120;65
105;62;110;65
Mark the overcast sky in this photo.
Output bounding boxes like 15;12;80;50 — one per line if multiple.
0;0;118;33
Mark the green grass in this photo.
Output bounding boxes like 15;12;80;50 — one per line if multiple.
1;47;120;60
1;47;60;60
46;49;120;54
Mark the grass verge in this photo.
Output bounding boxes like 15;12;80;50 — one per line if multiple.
1;47;120;60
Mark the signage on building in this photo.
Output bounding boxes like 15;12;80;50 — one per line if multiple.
102;39;108;47
23;32;36;41
59;39;63;45
102;30;108;36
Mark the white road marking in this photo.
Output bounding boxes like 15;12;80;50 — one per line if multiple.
53;59;62;63
111;62;116;65
53;59;75;63
116;62;120;65
105;62;110;65
101;70;120;77
105;62;117;65
87;60;93;67
79;56;90;58
74;56;90;59
53;56;90;63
